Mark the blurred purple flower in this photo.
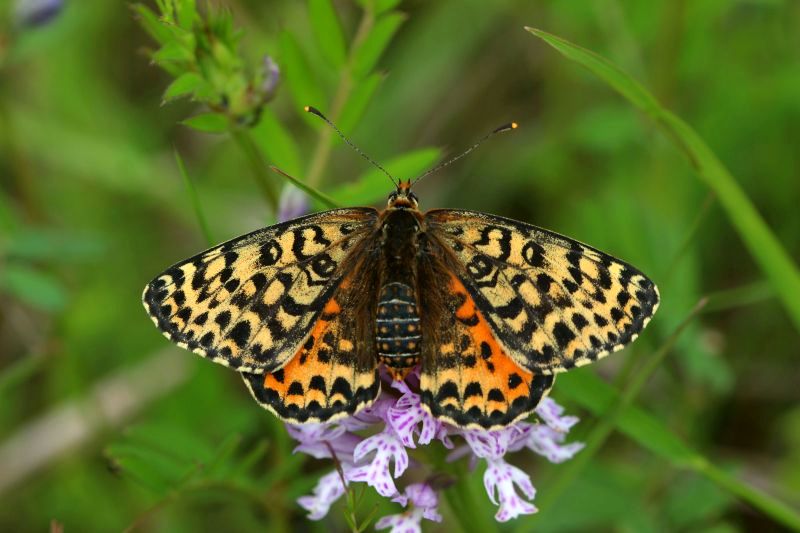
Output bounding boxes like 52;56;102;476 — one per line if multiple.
375;483;443;532
287;370;584;526
297;469;349;520
15;0;63;27
277;185;309;223
261;56;280;101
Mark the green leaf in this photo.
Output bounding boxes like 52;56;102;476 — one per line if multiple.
526;27;800;334
0;264;67;312
163;71;205;101
338;72;384;134
132;4;173;45
182;113;229;133
279;32;327;115
309;0;347;68
175;0;198;30
328;148;440;206
374;0;402;14
152;39;195;65
355;0;401;15
352;13;406;79
250;107;303;176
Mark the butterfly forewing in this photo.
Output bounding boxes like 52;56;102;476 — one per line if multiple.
142;208;378;373
425;209;660;374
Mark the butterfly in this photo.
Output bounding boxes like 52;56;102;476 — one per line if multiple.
143;110;659;430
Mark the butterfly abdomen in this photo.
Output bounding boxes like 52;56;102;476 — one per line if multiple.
376;282;421;379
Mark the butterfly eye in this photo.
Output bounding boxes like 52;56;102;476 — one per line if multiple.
408;192;419;205
387;192;398;206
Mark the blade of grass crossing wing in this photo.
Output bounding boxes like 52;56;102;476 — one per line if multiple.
525;27;800;334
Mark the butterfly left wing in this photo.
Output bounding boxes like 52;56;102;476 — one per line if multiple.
424;209;659;375
142;208;378;373
242;255;382;424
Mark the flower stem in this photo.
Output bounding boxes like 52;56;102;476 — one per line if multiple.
305;7;375;188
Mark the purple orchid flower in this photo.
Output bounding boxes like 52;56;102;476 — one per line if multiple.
277;185;310;223
376;483;443;532
286;369;584;527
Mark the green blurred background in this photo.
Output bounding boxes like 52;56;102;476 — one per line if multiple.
1;0;799;531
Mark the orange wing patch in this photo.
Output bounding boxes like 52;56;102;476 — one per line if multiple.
242;286;380;424
420;275;554;429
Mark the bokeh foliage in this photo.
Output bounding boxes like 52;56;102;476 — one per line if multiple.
1;0;799;531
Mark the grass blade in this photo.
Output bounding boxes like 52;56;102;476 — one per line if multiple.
174;148;213;246
553;369;800;531
526;27;800;334
269;166;341;209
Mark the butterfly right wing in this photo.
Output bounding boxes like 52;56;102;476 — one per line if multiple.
142;208;378;374
425;209;659;375
416;265;555;429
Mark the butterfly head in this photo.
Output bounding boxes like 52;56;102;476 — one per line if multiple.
387;179;419;210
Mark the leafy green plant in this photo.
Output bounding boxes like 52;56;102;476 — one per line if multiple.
134;0;439;214
3;1;799;531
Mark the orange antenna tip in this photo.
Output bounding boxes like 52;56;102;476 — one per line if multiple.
305;106;325;119
411;120;520;185
492;122;518;134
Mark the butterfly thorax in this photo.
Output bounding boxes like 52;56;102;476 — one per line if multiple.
376;205;424;380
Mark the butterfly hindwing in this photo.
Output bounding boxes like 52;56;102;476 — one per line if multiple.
425;209;660;374
142;208;378;373
242;262;382;424
416;245;554;429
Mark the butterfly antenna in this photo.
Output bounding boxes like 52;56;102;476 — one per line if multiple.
411;122;518;185
305;106;398;187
